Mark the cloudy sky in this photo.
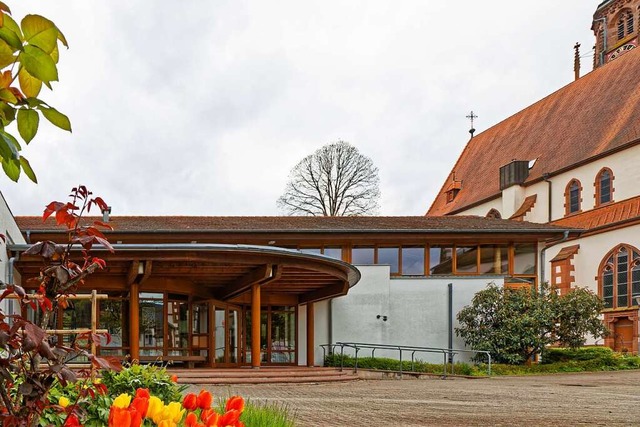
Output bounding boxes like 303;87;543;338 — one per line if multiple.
2;1;597;217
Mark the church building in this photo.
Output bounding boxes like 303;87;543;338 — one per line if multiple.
428;0;640;353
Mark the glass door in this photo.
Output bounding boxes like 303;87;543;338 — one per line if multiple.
191;302;209;361
213;304;243;366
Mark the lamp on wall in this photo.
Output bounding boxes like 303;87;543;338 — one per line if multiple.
376;315;388;322
138;262;145;275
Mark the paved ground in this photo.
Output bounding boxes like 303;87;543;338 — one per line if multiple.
188;370;640;426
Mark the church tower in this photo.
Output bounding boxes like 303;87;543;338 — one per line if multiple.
592;0;640;68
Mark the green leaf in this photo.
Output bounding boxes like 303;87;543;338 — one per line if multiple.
50;43;58;64
0;39;15;68
0;131;18;160
56;27;68;48
17;109;38;143
2;157;19;182
19;45;58;82
19;156;36;183
2;14;23;42
0;26;23;51
0;88;16;104
0;102;15;124
21;15;58;54
40;106;71;132
18;67;42;98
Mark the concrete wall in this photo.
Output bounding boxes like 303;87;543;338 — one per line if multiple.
312;265;504;364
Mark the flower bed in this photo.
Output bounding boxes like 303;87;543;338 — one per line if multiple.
37;364;295;427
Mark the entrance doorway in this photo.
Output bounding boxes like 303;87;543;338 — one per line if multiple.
614;317;634;353
244;306;296;365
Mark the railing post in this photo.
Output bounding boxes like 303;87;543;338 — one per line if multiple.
442;352;447;378
340;344;345;372
354;346;360;373
398;347;403;379
411;351;416;372
487;353;492;376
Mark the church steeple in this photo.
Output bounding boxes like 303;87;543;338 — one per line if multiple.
593;0;640;68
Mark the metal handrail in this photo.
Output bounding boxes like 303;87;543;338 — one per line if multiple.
320;341;491;378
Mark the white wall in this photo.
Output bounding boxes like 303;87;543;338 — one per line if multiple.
455;147;640;224
545;224;640;295
0;192;24;316
320;265;504;364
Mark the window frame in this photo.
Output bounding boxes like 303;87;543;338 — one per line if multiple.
564;179;583;216
598;244;640;309
594;167;614;207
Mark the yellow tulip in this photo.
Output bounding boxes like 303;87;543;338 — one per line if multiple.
148;397;165;423
112;393;132;409
58;396;70;408
166;401;185;423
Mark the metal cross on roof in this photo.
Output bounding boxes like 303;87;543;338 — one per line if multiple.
466;111;478;137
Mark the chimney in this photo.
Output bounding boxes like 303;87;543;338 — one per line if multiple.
574;42;581;81
102;206;112;222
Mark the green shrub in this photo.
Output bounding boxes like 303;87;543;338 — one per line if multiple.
543;347;614;363
325;351;640;376
100;363;186;404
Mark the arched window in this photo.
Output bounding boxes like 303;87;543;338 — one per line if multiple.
599;245;640;309
618;10;634;40
564;179;582;215
595;168;614;206
486;209;501;219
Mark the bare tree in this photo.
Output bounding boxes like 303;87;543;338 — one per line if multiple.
278;141;380;216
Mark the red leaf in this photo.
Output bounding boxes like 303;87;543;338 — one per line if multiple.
92;197;108;212
93;221;113;231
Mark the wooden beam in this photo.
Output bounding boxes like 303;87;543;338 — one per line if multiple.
139;260;153;284
127;261;140;285
216;265;272;300
299;280;349;304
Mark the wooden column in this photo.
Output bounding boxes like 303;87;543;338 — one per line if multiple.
208;301;215;367
129;283;140;361
306;302;315;367
251;284;261;368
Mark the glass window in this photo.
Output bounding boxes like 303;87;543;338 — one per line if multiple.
598;169;612;205
167;300;189;356
456;246;479;273
514;244;536;275
377;247;399;274
323;247;342;260
352;247;375;265
99;298;130;355
430;246;453;275
600;246;640;309
270;309;295;364
567;180;581;214
402;247;425;276
480;245;509;274
139;293;164;356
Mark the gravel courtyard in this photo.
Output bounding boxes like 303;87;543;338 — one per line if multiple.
189;370;640;426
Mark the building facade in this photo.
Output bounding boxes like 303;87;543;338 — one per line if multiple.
10;215;571;366
428;0;640;353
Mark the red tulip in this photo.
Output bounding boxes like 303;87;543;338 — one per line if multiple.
183;393;198;410
63;414;81;427
220;409;240;426
171;374;179;382
130;409;143;427
225;396;245;413
108;406;131;427
131;396;149;418
205;411;221;427
135;388;150;399
197;389;213;410
185;412;199;427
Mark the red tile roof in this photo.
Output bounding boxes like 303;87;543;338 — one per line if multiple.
551;196;640;231
550;244;580;262
509;195;538;220
428;47;640;216
15;215;575;234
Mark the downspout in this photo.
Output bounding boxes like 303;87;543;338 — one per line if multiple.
328;298;333;350
540;230;570;291
593;17;608;66
542;173;552;222
447;283;453;363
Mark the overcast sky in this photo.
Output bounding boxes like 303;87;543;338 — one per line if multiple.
2;1;597;217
